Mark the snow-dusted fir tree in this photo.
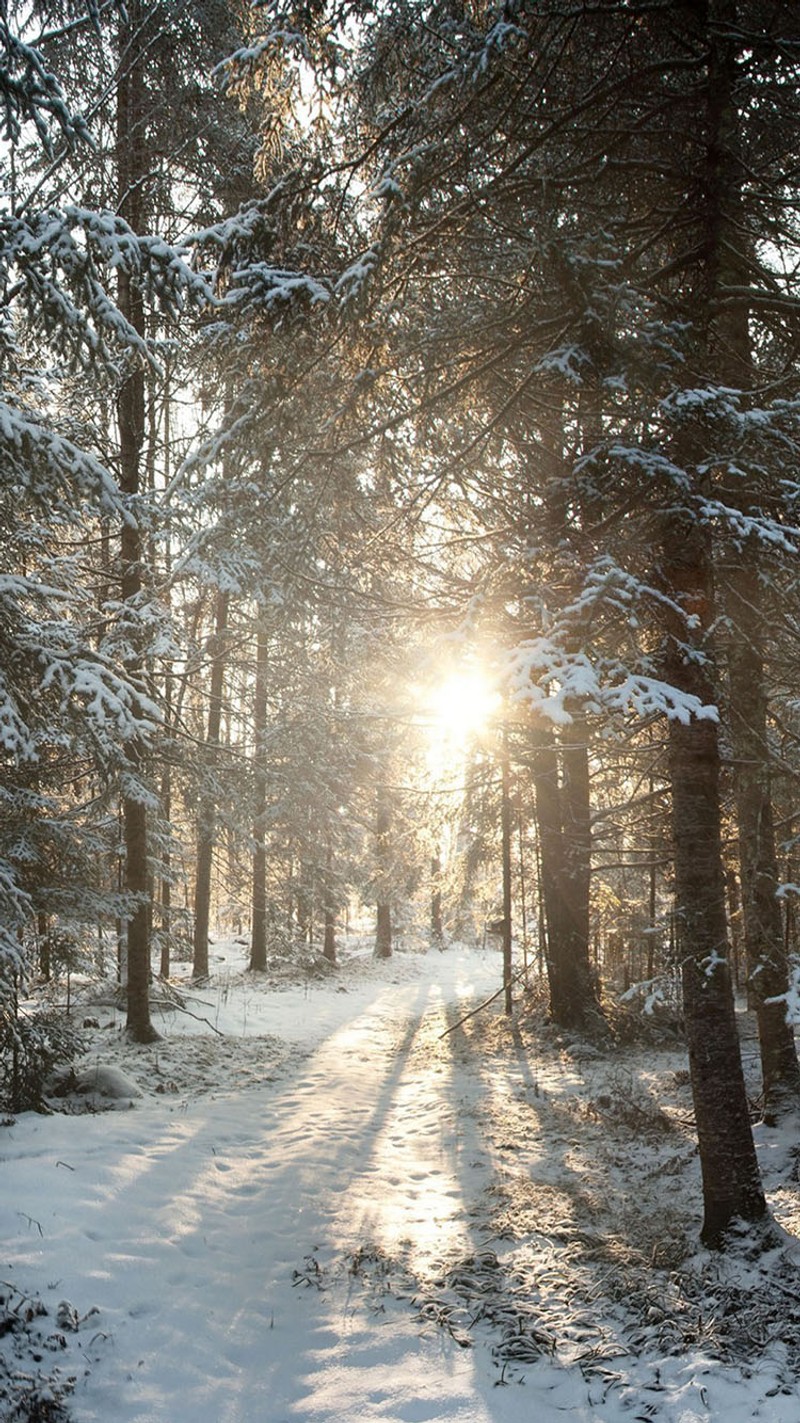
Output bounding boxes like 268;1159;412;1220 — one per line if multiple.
29;0;256;1028
0;3;208;1045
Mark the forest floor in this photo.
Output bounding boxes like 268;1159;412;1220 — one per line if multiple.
4;940;800;1422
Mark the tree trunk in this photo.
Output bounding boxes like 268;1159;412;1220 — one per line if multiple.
560;714;601;1022
653;0;773;1243
159;376;173;981
430;854;445;948
117;0;156;1042
323;909;337;962
727;559;800;1118
663;512;766;1245
38;913;50;981
531;719;602;1030
531;725;566;1015
517;800;530;980
322;839;337;964
374;783;392;959
703;4;800;1116
500;729;513;1014
159;766;172;979
192;589;229;981
725;868;742;994
250;624;269;971
375;903;392;958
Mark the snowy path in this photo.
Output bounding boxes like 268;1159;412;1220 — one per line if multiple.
6;946;800;1423
1;950;586;1423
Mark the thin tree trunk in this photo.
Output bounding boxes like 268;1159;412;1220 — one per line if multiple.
531;724;566;1015
517;799;530;981
374;783;392;959
500;728;513;1015
250;625;269;971
727;560;800;1118
534;827;546;980
159;369;173;980
38;913;50;982
159;557;173;980
323;906;337;962
193;589;229;981
430;853;445;949
159;808;172;978
647;838;657;979
323;838;337;965
117;0;156;1042
560;714;602;1023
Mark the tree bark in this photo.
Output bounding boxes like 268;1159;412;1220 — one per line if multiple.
159;766;172;979
117;0;156;1042
531;725;566;1015
560;714;600;1021
158;376;173;981
375;903;392;959
531;719;602;1030
500;729;513;1014
430;853;445;949
727;559;800;1118
192;589;229;981
653;0;772;1244
250;631;270;972
374;783;392;958
38;913;50;982
703;7;800;1116
663;511;766;1245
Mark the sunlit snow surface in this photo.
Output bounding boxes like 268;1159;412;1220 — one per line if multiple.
2;942;800;1421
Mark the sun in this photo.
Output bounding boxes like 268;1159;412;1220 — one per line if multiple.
420;667;501;773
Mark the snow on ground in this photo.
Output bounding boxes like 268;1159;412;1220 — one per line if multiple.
3;940;800;1421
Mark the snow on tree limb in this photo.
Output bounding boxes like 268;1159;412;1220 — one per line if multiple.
696;498;800;552
2;207;209;369
0;402;126;520
0;18;91;152
39;653;162;745
507;638;718;727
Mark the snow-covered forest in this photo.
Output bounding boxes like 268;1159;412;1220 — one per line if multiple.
4;1;800;1418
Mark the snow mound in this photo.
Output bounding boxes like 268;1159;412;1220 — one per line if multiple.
47;1061;143;1110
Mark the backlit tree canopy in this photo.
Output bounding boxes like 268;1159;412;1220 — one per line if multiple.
3;0;800;1248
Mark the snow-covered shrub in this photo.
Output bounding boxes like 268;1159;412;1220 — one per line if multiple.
0;1281;76;1422
0;1005;86;1114
613;975;684;1043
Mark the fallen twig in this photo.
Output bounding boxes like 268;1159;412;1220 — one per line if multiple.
438;968;529;1039
157;997;224;1036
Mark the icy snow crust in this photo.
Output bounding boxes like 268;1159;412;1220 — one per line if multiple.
3;942;800;1421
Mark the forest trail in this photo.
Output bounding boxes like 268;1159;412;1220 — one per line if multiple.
5;949;587;1423
7;946;800;1423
